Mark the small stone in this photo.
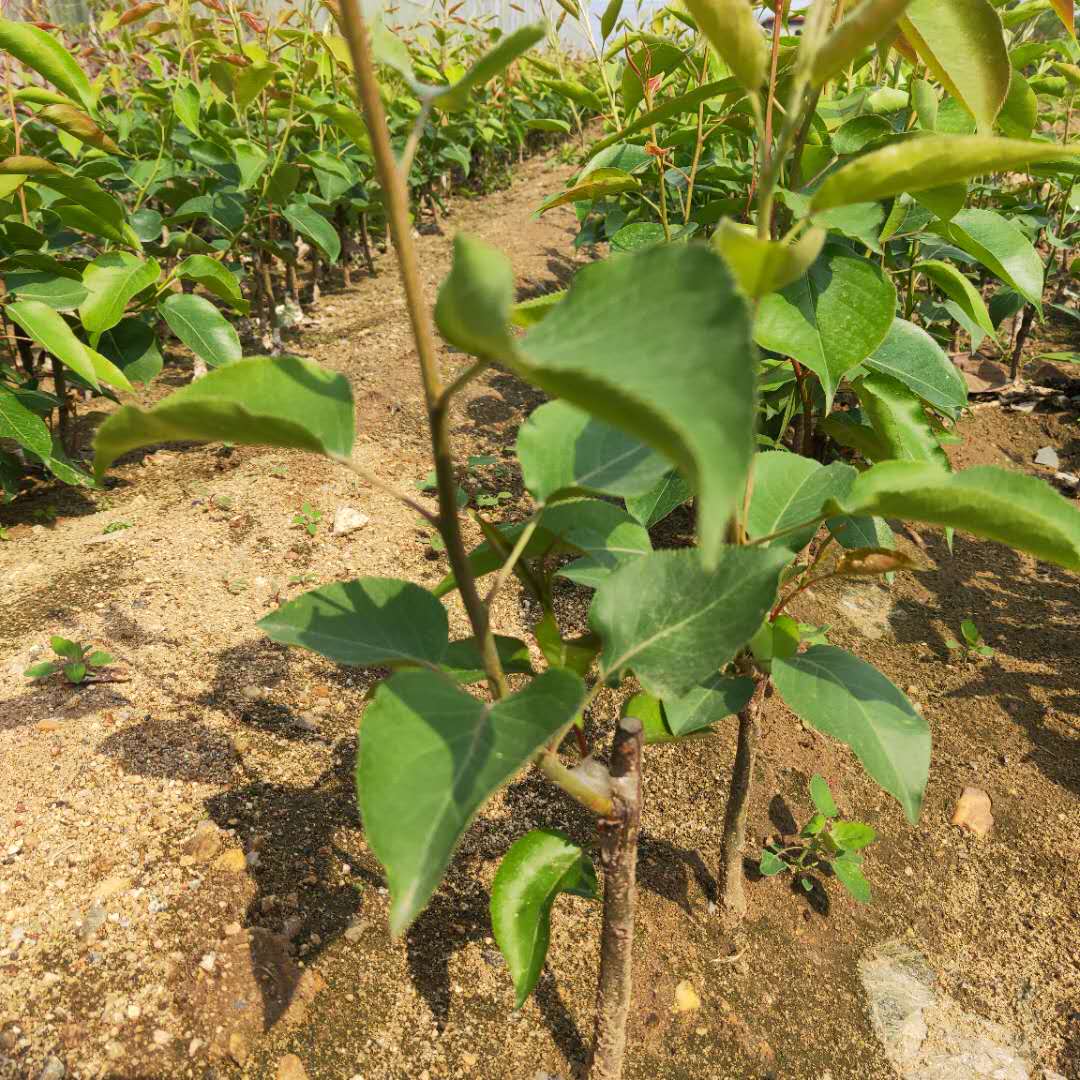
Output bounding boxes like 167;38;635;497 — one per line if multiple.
343;925;363;943
184;821;224;863
214;849;248;874
951;787;993;837
199;952;216;972
228;1030;250;1066
241;684;265;701
78;902;107;942
1034;446;1061;469
1054;471;1080;491
37;1057;65;1080
36;719;63;733
277;1053;310;1080
674;980;701;1012
188;1038;204;1058
93;875;133;902
126;1004;141;1020
105;1041;125;1061
462;1051;478;1068
223;922;242;937
292;713;319;733
333;506;370;537
152;1028;173;1047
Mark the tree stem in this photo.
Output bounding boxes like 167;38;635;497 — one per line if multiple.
719;680;766;919
1010;304;1034;383
588;716;643;1080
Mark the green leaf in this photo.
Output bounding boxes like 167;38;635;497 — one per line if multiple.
0;19;95;111
759;848;786;876
545;499;652;589
51;635;80;659
589;546;789;699
831;821;877;850
516;400;670;502
864;317;968;415
910;78;939;130
809;774;838;817
432;24;546;111
172;81;200;136
827;513;895;551
526;117;572;133
440;635;535;684
811;135;1079;211
831;853;871;902
754;246;896;404
832;114;895;155
997;72;1038;138
257;578;449;668
436;236;756;570
899;0;1010;133
855;372;950;467
0;384;52;457
97;317;163;385
536;78;605;113
810;0;915;85
93;354;354;480
829;461;1080;570
747;452;856;553
773;645;930;823
79;253;161;334
490;829;597;1008
24;661;58;679
357;667;585;934
85;649;113;667
625;470;693;528
5;270;88;311
63;661;87;683
5;300;131;392
160;293;241;368
536;615;600;679
712;221;826;300
232;139;269;191
601;0;624;39
175;256;245;310
37;103;121;154
234;61;277;108
664;672;755;736
538;167;639;214
683;0;766;92
912;261;995;339
283;201;341;263
933;208;1044;312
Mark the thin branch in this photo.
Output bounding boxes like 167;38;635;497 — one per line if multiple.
334;454;440;525
484;508;544;607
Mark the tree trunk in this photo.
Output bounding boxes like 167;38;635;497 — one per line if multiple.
1010;304;1034;383
719;680;766;920
51;355;72;454
588;717;643;1080
358;213;376;274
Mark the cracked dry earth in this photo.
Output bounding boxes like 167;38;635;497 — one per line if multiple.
2;146;1079;1080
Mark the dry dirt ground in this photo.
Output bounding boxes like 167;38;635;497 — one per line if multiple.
1;149;1079;1080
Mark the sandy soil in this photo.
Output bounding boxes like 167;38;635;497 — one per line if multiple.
1;148;1079;1080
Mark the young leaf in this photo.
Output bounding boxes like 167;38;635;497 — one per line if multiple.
810;0;915;85
589;546;789;699
257;578;449;667
431;24;546;111
357;667;585;934
773;645;930;823
911;261;995;338
97;317;163;385
85;650;113;667
64;662;88;683
490;829;597;1008
37;104;121;154
175;256;246;310
864;318;969;416
160;293;242;368
537;168;639;214
516;400;670;502
829;461;1080;570
0;19;95;111
712;221;826;299
899;0;1010;133
440;635;535;684
746;452;857;553
759;849;787;876
754;246;896;404
809;774;838;817
436;237;756;571
682;0;765;91
79;253;161;334
601;0;624;39
93;354;354;479
811;135;1080;212
172;81;200;136
0;385;53;458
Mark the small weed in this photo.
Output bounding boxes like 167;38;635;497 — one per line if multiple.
102;521;133;534
25;636;115;685
288;571;318;586
212;494;235;512
225;578;249;595
0;526;9;541
268;464;289;479
32;506;58;524
759;776;876;904
946;619;995;659
293;501;322;536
